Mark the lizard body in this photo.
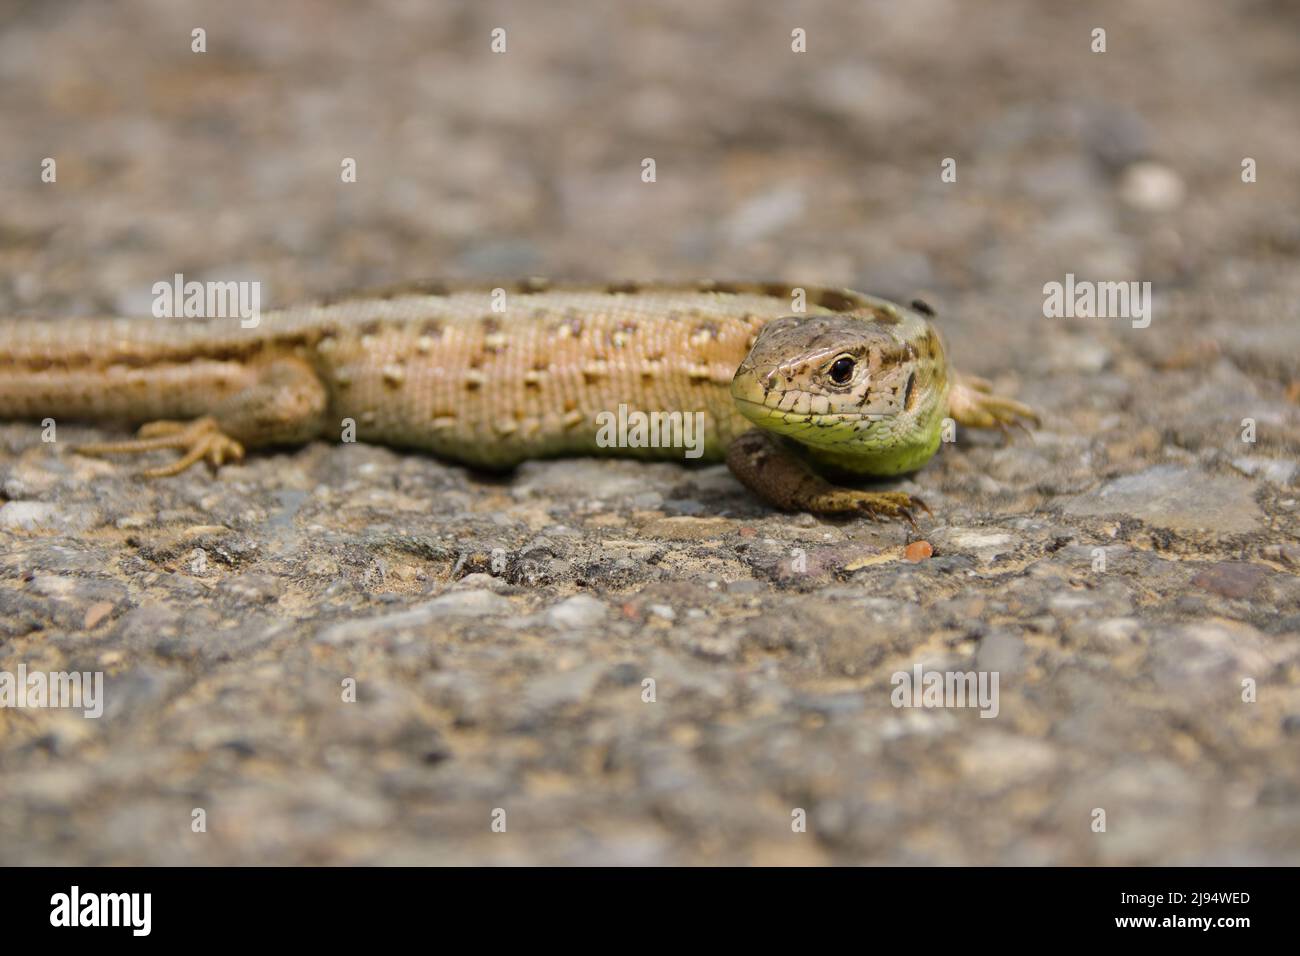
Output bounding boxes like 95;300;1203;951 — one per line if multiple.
0;280;1036;521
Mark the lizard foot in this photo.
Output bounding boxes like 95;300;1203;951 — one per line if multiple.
948;379;1040;433
808;489;931;529
77;417;245;477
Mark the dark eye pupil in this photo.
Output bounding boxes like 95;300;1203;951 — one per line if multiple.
830;357;855;384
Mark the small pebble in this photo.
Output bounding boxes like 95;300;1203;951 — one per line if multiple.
83;602;115;630
1119;161;1185;212
545;594;608;629
904;540;934;562
1191;562;1264;600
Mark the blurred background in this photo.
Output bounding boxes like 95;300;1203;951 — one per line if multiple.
1;0;1297;865
2;1;1297;321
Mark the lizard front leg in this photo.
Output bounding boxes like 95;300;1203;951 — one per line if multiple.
726;430;928;526
77;357;329;476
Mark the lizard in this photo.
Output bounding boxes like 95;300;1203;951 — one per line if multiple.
0;279;1038;524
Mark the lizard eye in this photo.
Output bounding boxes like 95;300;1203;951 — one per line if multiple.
828;355;855;385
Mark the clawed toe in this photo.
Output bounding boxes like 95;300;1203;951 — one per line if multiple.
949;379;1041;435
853;491;929;529
77;417;244;477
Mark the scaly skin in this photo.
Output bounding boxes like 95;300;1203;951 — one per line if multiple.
729;306;950;476
0;279;1037;520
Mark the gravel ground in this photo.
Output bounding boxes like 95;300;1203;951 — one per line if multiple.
1;0;1298;864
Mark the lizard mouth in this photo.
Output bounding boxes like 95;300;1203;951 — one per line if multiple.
732;396;884;427
731;364;894;449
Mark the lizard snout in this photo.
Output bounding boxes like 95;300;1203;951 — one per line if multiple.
730;361;767;407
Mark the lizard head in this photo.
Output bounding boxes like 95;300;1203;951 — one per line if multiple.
730;310;948;474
